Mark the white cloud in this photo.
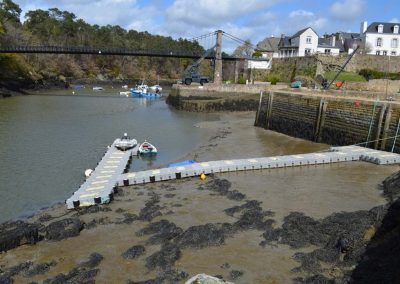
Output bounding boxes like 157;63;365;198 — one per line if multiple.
330;0;365;21
282;9;327;35
390;18;399;23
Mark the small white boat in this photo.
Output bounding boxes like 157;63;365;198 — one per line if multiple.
122;85;129;89
93;86;104;91
137;141;157;156
149;84;162;93
114;133;138;151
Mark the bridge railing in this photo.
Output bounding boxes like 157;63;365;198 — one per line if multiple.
0;45;269;61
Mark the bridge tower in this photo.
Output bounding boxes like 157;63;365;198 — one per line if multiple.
213;30;223;85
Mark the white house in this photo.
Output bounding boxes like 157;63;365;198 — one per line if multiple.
361;21;400;56
278;27;342;57
255;36;280;58
278;27;319;57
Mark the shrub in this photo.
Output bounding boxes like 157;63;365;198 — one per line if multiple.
359;69;400;81
267;73;281;85
237;76;247;84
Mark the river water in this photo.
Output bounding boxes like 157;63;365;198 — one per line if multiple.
0;87;217;223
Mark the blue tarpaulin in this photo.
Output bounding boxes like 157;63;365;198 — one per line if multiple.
168;160;197;168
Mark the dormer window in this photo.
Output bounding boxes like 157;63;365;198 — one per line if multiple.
376;37;383;47
394;25;399;34
378;24;384;33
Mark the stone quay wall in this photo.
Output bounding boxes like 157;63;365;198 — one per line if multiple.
255;91;400;152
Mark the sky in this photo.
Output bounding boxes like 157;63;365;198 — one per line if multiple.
14;0;400;51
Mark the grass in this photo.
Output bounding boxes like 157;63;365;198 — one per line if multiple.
324;71;366;82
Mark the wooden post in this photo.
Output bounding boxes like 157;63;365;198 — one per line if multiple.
374;104;387;149
381;104;393;150
265;92;274;129
391;117;400;152
314;99;328;142
254;91;263;126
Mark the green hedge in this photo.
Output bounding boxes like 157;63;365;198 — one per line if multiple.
359;69;400;80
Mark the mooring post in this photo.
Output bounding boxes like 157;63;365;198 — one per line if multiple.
254;91;263;126
265;92;274;129
315;99;328;142
214;30;223;85
381;104;393;150
374;103;387;149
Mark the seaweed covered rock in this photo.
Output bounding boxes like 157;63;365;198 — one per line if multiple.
203;178;246;201
137;220;183;245
45;218;83;241
122;245;146;260
43;252;103;283
224;200;275;233
261;206;387;281
175;224;225;249
145;243;181;270
138;193;162;221
351;199;400;283
382;170;400;201
23;261;57;277
0;221;39;252
79;252;104;268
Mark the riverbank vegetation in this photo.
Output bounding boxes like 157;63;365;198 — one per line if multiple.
0;0;206;88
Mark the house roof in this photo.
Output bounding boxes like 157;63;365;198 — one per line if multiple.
337;32;360;40
256;37;280;52
279;36;298;48
290;27;319;39
318;38;344;51
365;22;400;34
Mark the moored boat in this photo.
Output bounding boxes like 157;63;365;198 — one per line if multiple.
114;133;138;151
131;83;162;98
93;86;104;91
137;141;157;155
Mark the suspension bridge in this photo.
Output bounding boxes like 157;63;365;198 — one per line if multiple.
0;30;266;61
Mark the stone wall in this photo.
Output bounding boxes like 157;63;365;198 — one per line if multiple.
255;91;400;152
345;79;400;94
271;54;400;80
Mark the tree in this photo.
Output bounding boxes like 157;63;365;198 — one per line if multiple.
0;0;21;23
232;40;254;57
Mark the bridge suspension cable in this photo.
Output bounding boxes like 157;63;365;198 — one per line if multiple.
222;31;256;49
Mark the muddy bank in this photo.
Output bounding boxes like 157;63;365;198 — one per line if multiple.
0;112;398;283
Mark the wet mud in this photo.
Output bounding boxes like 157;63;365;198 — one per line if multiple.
1;112;399;283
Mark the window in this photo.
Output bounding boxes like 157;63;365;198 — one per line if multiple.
306;36;312;44
392;38;398;48
378;24;384;33
391;51;397;56
376;51;380;55
383;51;387;56
394;25;399;34
376;37;382;47
324;49;331;55
305;48;311;55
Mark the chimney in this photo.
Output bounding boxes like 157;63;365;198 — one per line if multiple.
331;36;336;46
360;21;368;34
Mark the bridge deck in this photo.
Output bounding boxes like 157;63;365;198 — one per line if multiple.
66;144;400;209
